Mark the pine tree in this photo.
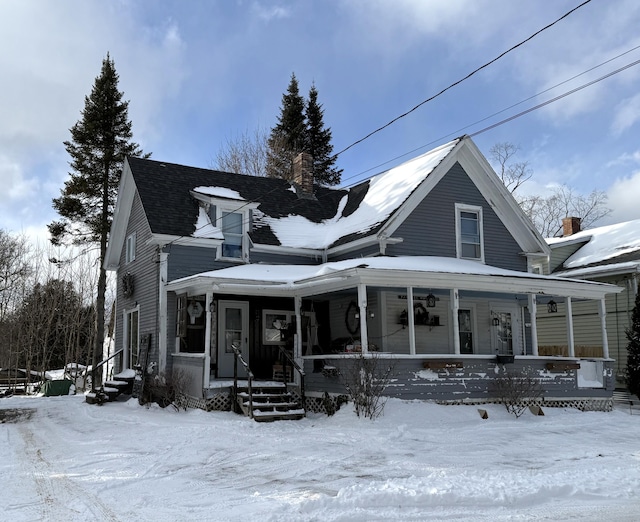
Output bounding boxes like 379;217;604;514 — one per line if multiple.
48;54;148;388
266;73;307;181
626;286;640;396
305;83;342;186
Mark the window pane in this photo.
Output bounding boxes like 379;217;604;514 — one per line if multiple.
222;212;242;235
458;309;473;354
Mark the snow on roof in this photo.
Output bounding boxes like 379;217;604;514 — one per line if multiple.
260;139;459;249
193;186;244;200
192;207;224;239
548;219;640;268
171;255;587;287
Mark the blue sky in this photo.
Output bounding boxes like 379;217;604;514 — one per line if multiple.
2;0;640;244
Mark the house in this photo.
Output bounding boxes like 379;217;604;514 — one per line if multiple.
104;136;622;415
541;217;640;389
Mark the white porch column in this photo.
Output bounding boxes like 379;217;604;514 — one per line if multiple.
599;297;610;359
566;297;575;357
528;294;539;356
203;291;212;388
158;252;169;374
451;288;460;355
294;296;303;360
407;286;416;355
358;284;369;353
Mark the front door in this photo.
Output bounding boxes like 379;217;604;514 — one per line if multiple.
217;300;249;378
491;305;523;356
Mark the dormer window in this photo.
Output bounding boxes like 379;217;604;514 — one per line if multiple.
456;204;484;262
221;211;243;259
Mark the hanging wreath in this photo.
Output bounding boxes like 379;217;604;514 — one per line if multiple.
122;272;135;297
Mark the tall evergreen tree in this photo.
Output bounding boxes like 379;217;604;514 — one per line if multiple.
266;73;307;181
48;54;148;387
305;83;342;186
626;286;640;396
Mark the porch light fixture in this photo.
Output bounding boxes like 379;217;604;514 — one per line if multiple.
547;300;558;313
426;293;436;307
492;316;500;326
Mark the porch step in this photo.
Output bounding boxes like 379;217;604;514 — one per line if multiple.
236;381;305;422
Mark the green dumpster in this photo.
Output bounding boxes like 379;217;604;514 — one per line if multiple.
42;379;73;396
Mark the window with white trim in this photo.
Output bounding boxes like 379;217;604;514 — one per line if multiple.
456;204;484;262
221;211;243;259
125;232;136;264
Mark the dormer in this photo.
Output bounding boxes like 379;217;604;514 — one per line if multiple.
190;187;260;263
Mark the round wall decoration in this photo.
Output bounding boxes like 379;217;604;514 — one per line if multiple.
345;301;360;335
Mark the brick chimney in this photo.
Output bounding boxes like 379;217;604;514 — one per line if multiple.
292;152;314;198
562;216;581;237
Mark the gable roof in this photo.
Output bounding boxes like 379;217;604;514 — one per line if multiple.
547;218;640;276
105;135;549;269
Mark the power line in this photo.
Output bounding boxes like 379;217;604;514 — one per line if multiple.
334;0;593;158
336;44;640;189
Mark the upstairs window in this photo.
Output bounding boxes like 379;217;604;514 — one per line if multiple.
456;204;484;262
125;232;136;264
221;211;243;259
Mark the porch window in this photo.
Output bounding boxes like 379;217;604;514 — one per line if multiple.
125;308;139;369
455;204;484;262
458;309;474;354
125;232;136;264
263;309;295;345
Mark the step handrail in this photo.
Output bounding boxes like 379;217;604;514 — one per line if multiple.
278;346;306;415
232;344;254;418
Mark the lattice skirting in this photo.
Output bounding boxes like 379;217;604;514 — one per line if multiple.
435;396;613;412
181;392;232;412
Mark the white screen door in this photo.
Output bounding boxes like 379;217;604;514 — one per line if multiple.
217;301;249;378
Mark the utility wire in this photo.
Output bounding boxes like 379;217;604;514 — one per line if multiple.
336;44;640;189
334;0;593;158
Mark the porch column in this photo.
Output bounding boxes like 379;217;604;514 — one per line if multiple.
451;288;460;355
203;291;212;388
358;284;369;353
528;294;539;356
158;252;169;374
407;286;416;355
566;297;575;357
599;297;610;359
294;296;303;360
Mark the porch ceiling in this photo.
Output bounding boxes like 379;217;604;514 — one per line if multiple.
165;256;621;300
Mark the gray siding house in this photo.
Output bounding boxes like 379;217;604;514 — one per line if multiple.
104;136;621;412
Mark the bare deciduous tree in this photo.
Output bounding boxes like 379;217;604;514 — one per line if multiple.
490;142;610;237
490;142;532;193
518;185;610;238
214;127;269;177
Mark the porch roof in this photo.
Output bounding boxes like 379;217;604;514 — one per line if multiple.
166;256;621;300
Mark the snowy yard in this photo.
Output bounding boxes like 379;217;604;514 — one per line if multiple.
1;394;639;521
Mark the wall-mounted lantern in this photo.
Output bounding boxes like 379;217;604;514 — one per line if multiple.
426;293;436;307
547;300;558;313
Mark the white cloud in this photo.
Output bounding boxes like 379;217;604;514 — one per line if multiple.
251;3;291;21
606;170;640;223
606;149;640;168
611;92;640;135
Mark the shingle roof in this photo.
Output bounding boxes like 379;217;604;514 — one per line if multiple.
127;157;353;246
127;137;461;250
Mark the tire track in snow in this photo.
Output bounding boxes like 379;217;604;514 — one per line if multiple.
16;422;121;521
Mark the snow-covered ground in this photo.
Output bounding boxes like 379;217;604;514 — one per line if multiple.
1;394;639;521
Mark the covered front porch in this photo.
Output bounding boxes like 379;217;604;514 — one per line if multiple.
164;257;622;411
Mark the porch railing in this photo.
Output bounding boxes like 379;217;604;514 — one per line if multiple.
232;344;254;418
91;348;124;391
279;345;305;410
